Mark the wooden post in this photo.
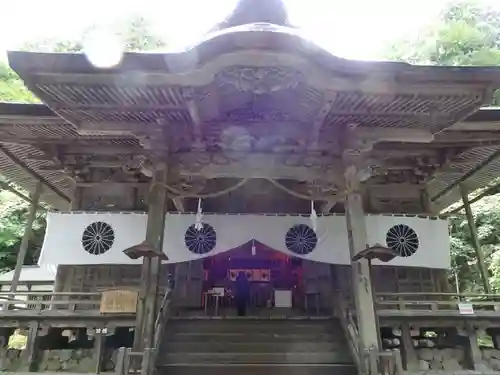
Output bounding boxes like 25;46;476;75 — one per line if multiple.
141;348;154;375
344;165;380;353
7;181;43;307
115;347;129;375
25;321;40;372
421;186;437;215
459;184;491;293
400;323;418;371
133;167;168;351
93;327;104;374
464;323;487;370
71;186;83;210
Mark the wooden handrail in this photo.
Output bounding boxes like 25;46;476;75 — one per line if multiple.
335;293;363;372
378;300;500;306
377;292;500;298
0;292;101;296
153;287;173;350
374;292;500;315
0;291;102;313
115;284;174;375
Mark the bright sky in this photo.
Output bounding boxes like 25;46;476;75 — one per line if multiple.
1;0;499;61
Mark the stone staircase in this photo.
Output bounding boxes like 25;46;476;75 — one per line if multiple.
156;317;357;375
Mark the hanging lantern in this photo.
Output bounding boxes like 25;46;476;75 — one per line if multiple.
195;198;203;231
251;239;256;256
310;200;317;232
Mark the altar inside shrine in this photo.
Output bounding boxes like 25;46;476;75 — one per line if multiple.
200;242;308;315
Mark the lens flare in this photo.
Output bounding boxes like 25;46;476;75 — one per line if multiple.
83;29;124;68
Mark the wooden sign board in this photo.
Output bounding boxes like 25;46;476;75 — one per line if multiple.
458;303;475;315
100;289;138;314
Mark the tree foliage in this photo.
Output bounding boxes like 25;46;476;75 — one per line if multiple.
0;191;46;272
386;0;500;104
450;196;500;293
387;0;500;65
19;15;168;54
0;62;39;103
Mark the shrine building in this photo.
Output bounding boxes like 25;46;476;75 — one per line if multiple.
2;1;500;374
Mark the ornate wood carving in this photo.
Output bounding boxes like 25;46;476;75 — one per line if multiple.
216;66;304;94
167;176;207;196
173;151;344;182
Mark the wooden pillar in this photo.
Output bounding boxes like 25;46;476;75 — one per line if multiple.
24;321;40;372
459;184;491;293
435;269;451;293
8;181;43;303
421;186;437;215
400;323;418;371
344;165;380;352
93;326;104;374
71;186;83;210
133;167;168;351
464;323;487;370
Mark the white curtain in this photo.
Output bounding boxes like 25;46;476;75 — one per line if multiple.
38;212;450;268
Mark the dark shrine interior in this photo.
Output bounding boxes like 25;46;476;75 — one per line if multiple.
201;242;304;309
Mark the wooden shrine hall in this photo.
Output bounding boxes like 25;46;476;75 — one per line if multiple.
3;0;500;374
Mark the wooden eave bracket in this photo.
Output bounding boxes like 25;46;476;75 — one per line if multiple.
351;244;398;263
123;241;168;261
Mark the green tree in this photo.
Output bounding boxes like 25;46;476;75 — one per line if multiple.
449;195;500;293
387;0;500;65
0;191;46;272
0;62;39;103
386;0;500;104
19;15;168;54
114;15;169;52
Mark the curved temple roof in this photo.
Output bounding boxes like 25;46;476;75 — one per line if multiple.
3;2;500;213
211;0;291;31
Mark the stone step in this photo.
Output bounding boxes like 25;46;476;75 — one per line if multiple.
159;352;353;365
157;364;358;375
166;319;342;335
163;341;348;353
166;332;343;342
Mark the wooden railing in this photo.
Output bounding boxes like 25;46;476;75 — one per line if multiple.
0;292;102;312
376;292;500;313
115;283;174;375
115;348;150;375
336;294;363;370
336;292;405;375
153;287;173;351
363;350;404;375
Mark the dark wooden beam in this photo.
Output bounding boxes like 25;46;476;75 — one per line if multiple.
322;200;336;214
446;180;500;214
51;103;186;111
0;180;33;203
0;102;56;117
172;197;185;213
460;184;492;294
431;148;500;202
76;182;148;188
0;144;71;203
